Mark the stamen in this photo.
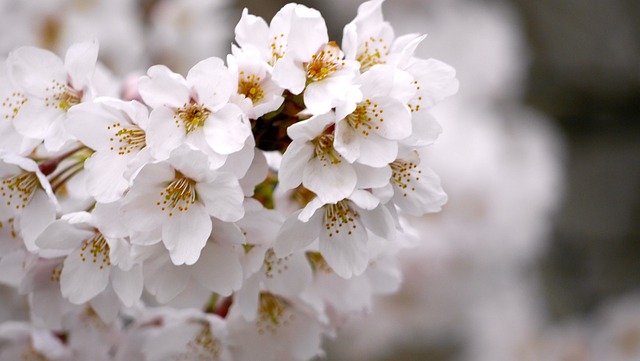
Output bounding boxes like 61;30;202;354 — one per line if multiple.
305;41;345;81
174;103;210;134
1;171;39;210
270;33;287;65
312;133;341;166
263;249;290;279
157;173;197;217
79;233;111;270
106;122;146;155
357;37;388;72
1;91;27;120
306;251;332;273
179;322;221;361
238;72;265;103
390;159;420;197
44;80;82;111
323;200;359;238
256;293;295;335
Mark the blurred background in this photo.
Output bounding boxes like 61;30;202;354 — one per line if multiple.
1;0;639;360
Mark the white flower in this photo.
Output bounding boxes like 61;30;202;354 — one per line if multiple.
384;150;448;216
0;61;39;155
270;4;328;95
121;146;244;265
138;58;251;169
228;46;284;120
334;65;414;167
0;152;58;252
299;42;360;115
142;309;232;361
0;322;73;361
19;257;78;329
34;209;143;307
234;199;313;321
234;4;323;67
227;292;325;361
141;221;244;303
66;98;150;203
7;40;99;151
275;190;396;279
278;112;356;204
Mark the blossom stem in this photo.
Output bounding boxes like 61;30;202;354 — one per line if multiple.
212;296;233;318
38;145;87;176
51;162;84;193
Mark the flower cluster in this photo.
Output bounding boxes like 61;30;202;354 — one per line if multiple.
0;1;457;360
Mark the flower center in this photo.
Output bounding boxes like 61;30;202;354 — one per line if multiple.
181;322;221;361
107;122;146;155
323;200;359;238
238;72;265;103
306;251;332;273
306;41;344;81
157;173;197;217
21;344;50;361
344;99;384;137
257;293;294;335
1;171;39;210
311;133;341;165
356;37;388;72
390;159;421;197
44;80;82;111
175;103;210;135
263;249;290;279
80;233;111;270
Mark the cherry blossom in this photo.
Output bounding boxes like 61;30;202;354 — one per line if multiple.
7;40;99;151
121;146;244;265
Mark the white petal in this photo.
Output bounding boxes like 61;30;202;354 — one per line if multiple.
354;163;391;189
264;249;312;297
65;40;99;90
274;210;320;257
197;173;245;222
192;242;243;296
143;255;190;303
8;46;66;97
287;112;334;140
34;218;93;251
60;246;110;304
235;273;260;321
234;8;270;58
84;151;132;203
355;134;397;167
319;218;368;279
138;65;190;109
12;98;58;140
111;265;143;307
303;156;357;204
20;190;57;253
187;57;234;108
271;55;307;94
162;203;212;265
358;204;395;240
278;140;313;190
168;145;211;182
368;96;412;140
333;118;360;163
203;104;250;155
146;106;185;160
